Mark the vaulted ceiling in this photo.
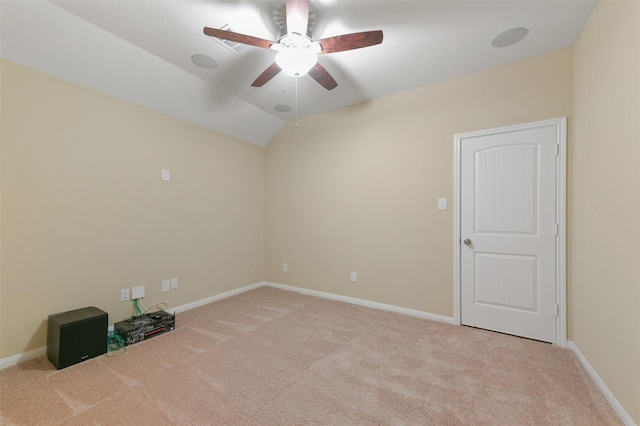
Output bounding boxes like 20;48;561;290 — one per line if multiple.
1;0;596;146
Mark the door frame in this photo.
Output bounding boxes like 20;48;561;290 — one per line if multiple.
452;117;567;347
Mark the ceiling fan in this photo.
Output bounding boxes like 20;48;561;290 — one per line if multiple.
203;0;383;91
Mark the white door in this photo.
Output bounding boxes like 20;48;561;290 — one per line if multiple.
456;119;565;343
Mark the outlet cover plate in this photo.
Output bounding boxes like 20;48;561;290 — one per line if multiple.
132;285;145;299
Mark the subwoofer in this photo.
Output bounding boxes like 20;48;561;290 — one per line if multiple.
47;306;108;369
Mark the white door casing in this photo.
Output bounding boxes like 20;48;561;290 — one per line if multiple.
453;118;566;345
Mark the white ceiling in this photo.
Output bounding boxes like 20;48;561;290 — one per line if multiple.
0;0;596;146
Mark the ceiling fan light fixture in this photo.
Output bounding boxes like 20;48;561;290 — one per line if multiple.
203;0;382;89
275;47;318;77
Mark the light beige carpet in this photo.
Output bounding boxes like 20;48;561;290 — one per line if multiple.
0;286;621;425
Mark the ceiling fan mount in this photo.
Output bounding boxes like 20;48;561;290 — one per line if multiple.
203;0;383;90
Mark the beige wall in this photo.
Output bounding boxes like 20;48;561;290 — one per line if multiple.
570;0;640;423
0;60;266;358
265;49;573;315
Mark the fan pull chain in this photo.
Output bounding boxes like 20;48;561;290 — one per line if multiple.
294;76;299;128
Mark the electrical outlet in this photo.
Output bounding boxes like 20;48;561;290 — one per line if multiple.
120;289;130;302
282;262;288;272
350;272;357;282
132;285;145;299
170;277;178;289
162;280;170;292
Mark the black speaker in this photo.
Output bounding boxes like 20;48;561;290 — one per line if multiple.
47;306;108;369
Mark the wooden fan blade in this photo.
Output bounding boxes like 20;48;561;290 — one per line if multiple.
308;62;338;90
286;0;309;36
251;63;283;87
204;27;274;50
317;30;383;54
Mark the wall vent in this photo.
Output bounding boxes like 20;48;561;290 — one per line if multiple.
209;24;244;55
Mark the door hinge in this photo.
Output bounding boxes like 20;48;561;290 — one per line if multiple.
555;144;559;156
555;223;559;236
555;304;559;317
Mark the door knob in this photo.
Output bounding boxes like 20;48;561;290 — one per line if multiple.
464;239;472;246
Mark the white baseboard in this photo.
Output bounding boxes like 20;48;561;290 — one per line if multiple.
169;281;265;314
567;341;635;426
265;281;457;325
0;346;47;370
0;281;266;370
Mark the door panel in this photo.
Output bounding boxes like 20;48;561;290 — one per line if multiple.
475;145;537;234
474;253;537;311
460;123;559;343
